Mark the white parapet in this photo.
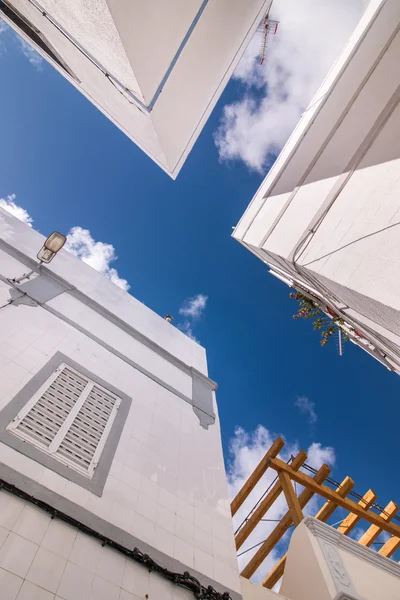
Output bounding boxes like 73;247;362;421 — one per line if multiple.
281;517;400;600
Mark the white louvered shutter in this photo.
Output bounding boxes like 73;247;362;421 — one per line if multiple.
7;363;121;477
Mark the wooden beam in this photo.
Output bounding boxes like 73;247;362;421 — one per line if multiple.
379;535;400;558
241;463;330;579
268;458;400;538
263;555;286;590
337;489;377;536
262;475;355;589
235;450;307;550
231;437;285;516
314;476;355;522
359;501;398;547
279;471;304;526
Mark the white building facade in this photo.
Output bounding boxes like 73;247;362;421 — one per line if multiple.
0;210;398;599
234;0;400;374
0;0;271;178
0;208;240;600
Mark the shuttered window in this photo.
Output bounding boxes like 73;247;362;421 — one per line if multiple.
6;363;121;477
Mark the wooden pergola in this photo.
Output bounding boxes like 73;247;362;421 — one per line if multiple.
232;437;400;589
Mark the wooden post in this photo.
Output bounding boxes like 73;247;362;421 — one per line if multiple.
235;450;307;550
231;437;285;516
279;471;304;526
262;475;355;589
241;463;330;579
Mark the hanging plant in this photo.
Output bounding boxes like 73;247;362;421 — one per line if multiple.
289;292;350;346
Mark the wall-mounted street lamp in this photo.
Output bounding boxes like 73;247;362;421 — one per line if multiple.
10;231;67;284
36;231;67;264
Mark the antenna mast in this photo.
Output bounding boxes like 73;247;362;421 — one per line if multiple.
258;14;279;65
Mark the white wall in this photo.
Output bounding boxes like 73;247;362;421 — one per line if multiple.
107;0;204;104
38;0;142;97
0;211;240;597
5;0;270;177
0;488;230;600
240;577;288;600
234;0;400;369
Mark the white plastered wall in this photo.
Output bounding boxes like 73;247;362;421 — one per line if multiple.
0;210;240;596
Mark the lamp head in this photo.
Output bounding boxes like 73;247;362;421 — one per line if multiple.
37;232;67;263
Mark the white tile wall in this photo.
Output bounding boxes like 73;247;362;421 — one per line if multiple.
26;547;66;593
17;580;55;600
0;492;25;530
0;241;239;593
12;505;51;545
57;562;94;600
68;533;102;573
89;575;120;600
96;546;125;587
0;532;38;578
0;567;23;600
41;521;77;559
0;491;239;600
0;490;237;599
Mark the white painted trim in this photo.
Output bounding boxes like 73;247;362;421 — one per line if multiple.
303;517;400;579
89;396;121;476
6;361;123;479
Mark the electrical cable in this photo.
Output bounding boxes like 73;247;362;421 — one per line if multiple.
287;175;400;369
0;478;232;600
300;461;400;524
237;524;295;558
4;0;145;111
234;474;279;535
237;539;268;558
234;456;294;536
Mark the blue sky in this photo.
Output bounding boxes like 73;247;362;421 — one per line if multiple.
1;3;400;574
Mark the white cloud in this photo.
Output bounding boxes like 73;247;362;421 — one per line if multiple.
179;320;198;342
215;0;366;172
0;196;129;290
18;38;43;69
227;425;335;584
0;194;33;226
295;396;317;424
65;226;130;291
179;294;208;319
347;525;366;541
307;442;335;469
178;293;208;342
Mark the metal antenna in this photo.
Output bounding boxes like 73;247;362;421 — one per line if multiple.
337;328;343;356
258;15;279;65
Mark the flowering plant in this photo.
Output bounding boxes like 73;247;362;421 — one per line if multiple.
289;292;349;346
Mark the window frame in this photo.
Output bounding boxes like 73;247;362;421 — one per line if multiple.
0;353;131;496
6;362;121;478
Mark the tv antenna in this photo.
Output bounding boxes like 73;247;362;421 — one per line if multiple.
258;15;279;64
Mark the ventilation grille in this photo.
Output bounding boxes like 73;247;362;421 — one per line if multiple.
57;385;117;470
8;363;120;477
14;367;87;449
